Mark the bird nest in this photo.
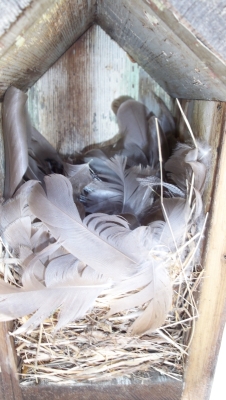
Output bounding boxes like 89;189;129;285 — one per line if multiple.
2;243;204;384
0;90;209;384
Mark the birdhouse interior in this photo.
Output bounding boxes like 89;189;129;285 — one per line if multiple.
1;2;226;400
27;25;174;158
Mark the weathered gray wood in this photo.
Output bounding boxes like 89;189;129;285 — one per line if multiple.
97;0;226;101
21;379;183;400
169;0;226;62
0;0;96;100
27;24;174;156
180;102;226;400
0;0;33;38
1;0;226;100
0;0;55;59
0;322;22;400
144;0;226;90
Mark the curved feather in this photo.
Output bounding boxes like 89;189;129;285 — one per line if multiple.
2;216;31;252
138;176;184;197
0;266;109;335
83;155;153;218
0;180;35;235
117;99;149;150
2;87;29;199
129;261;172;335
111;95;133;115
28;126;64;176
28;175;147;279
165;143;206;194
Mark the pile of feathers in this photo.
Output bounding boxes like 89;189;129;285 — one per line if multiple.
0;86;208;337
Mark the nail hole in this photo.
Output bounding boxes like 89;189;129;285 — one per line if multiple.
223;255;226;260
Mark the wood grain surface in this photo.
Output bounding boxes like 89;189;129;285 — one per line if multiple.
97;0;226;100
182;103;226;400
21;380;182;400
0;0;33;35
169;0;226;62
0;0;95;99
0;322;22;400
27;24;174;157
0;0;226;100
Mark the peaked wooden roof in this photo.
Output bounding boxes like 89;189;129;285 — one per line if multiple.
0;0;226;101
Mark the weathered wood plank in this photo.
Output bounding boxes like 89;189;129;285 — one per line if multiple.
146;0;226;87
180;102;226;400
0;0;96;100
21;378;182;400
0;0;33;40
97;0;226;100
1;1;226;101
0;322;22;400
169;0;226;62
27;24;174;157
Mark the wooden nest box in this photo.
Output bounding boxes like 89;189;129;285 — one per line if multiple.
0;1;226;399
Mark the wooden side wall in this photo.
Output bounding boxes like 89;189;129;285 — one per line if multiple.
181;102;226;400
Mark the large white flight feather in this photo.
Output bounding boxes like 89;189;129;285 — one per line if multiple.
28;174;150;279
0;252;110;334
